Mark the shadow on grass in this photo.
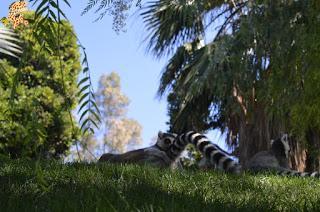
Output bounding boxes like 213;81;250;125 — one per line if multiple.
0;167;263;212
1;160;319;211
0;178;255;212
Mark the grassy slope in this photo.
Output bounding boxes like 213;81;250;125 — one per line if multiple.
1;159;320;212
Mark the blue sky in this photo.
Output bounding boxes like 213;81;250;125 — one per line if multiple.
1;0;226;149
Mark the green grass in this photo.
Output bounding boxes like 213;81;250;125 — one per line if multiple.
1;158;320;212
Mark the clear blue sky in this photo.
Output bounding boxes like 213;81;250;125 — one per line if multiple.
1;0;226;149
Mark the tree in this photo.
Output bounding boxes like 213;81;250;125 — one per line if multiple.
96;72;142;153
143;0;320;171
0;12;81;158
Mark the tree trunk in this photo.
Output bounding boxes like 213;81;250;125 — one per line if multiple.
289;138;306;172
305;129;320;172
238;103;272;166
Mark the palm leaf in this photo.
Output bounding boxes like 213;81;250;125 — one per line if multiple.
157;38;204;97
0;27;22;58
142;0;205;57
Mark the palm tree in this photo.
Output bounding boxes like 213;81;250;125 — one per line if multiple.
142;0;320;170
142;0;262;162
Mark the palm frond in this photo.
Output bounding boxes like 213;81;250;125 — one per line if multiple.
0;27;22;58
157;38;204;97
177;36;233;101
141;0;249;57
141;0;205;57
162;35;237;131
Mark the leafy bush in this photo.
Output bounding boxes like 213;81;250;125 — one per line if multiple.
0;12;81;158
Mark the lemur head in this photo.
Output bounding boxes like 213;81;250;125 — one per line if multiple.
156;131;177;151
271;134;290;158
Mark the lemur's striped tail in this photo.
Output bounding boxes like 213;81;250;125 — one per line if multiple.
276;168;320;178
166;133;189;160
181;131;241;174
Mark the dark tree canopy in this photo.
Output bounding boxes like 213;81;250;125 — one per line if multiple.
143;0;320;169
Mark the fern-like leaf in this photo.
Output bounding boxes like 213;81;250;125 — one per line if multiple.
82;0;104;15
77;45;101;134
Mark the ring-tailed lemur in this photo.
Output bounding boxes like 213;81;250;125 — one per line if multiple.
244;134;291;172
178;131;242;174
180;131;320;177
99;131;185;169
245;134;320;177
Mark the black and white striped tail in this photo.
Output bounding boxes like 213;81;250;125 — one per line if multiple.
182;131;241;174
166;134;189;161
277;168;320;178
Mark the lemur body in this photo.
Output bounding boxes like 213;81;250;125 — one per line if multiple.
244;135;290;172
99;131;186;168
244;134;320;177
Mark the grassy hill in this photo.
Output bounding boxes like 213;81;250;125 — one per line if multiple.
1;158;320;211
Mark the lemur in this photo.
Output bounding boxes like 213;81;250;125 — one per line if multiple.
98;131;187;169
179;131;320;177
245;134;320;177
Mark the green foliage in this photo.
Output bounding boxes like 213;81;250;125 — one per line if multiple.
77;46;101;135
141;0;205;57
179;144;202;169
0;12;81;158
31;0;70;53
1;159;320;211
264;1;320;137
30;0;101;136
82;0;142;33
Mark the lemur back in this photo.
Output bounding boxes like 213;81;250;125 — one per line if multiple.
98;131;181;168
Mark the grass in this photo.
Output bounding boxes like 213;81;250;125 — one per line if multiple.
1;158;320;211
